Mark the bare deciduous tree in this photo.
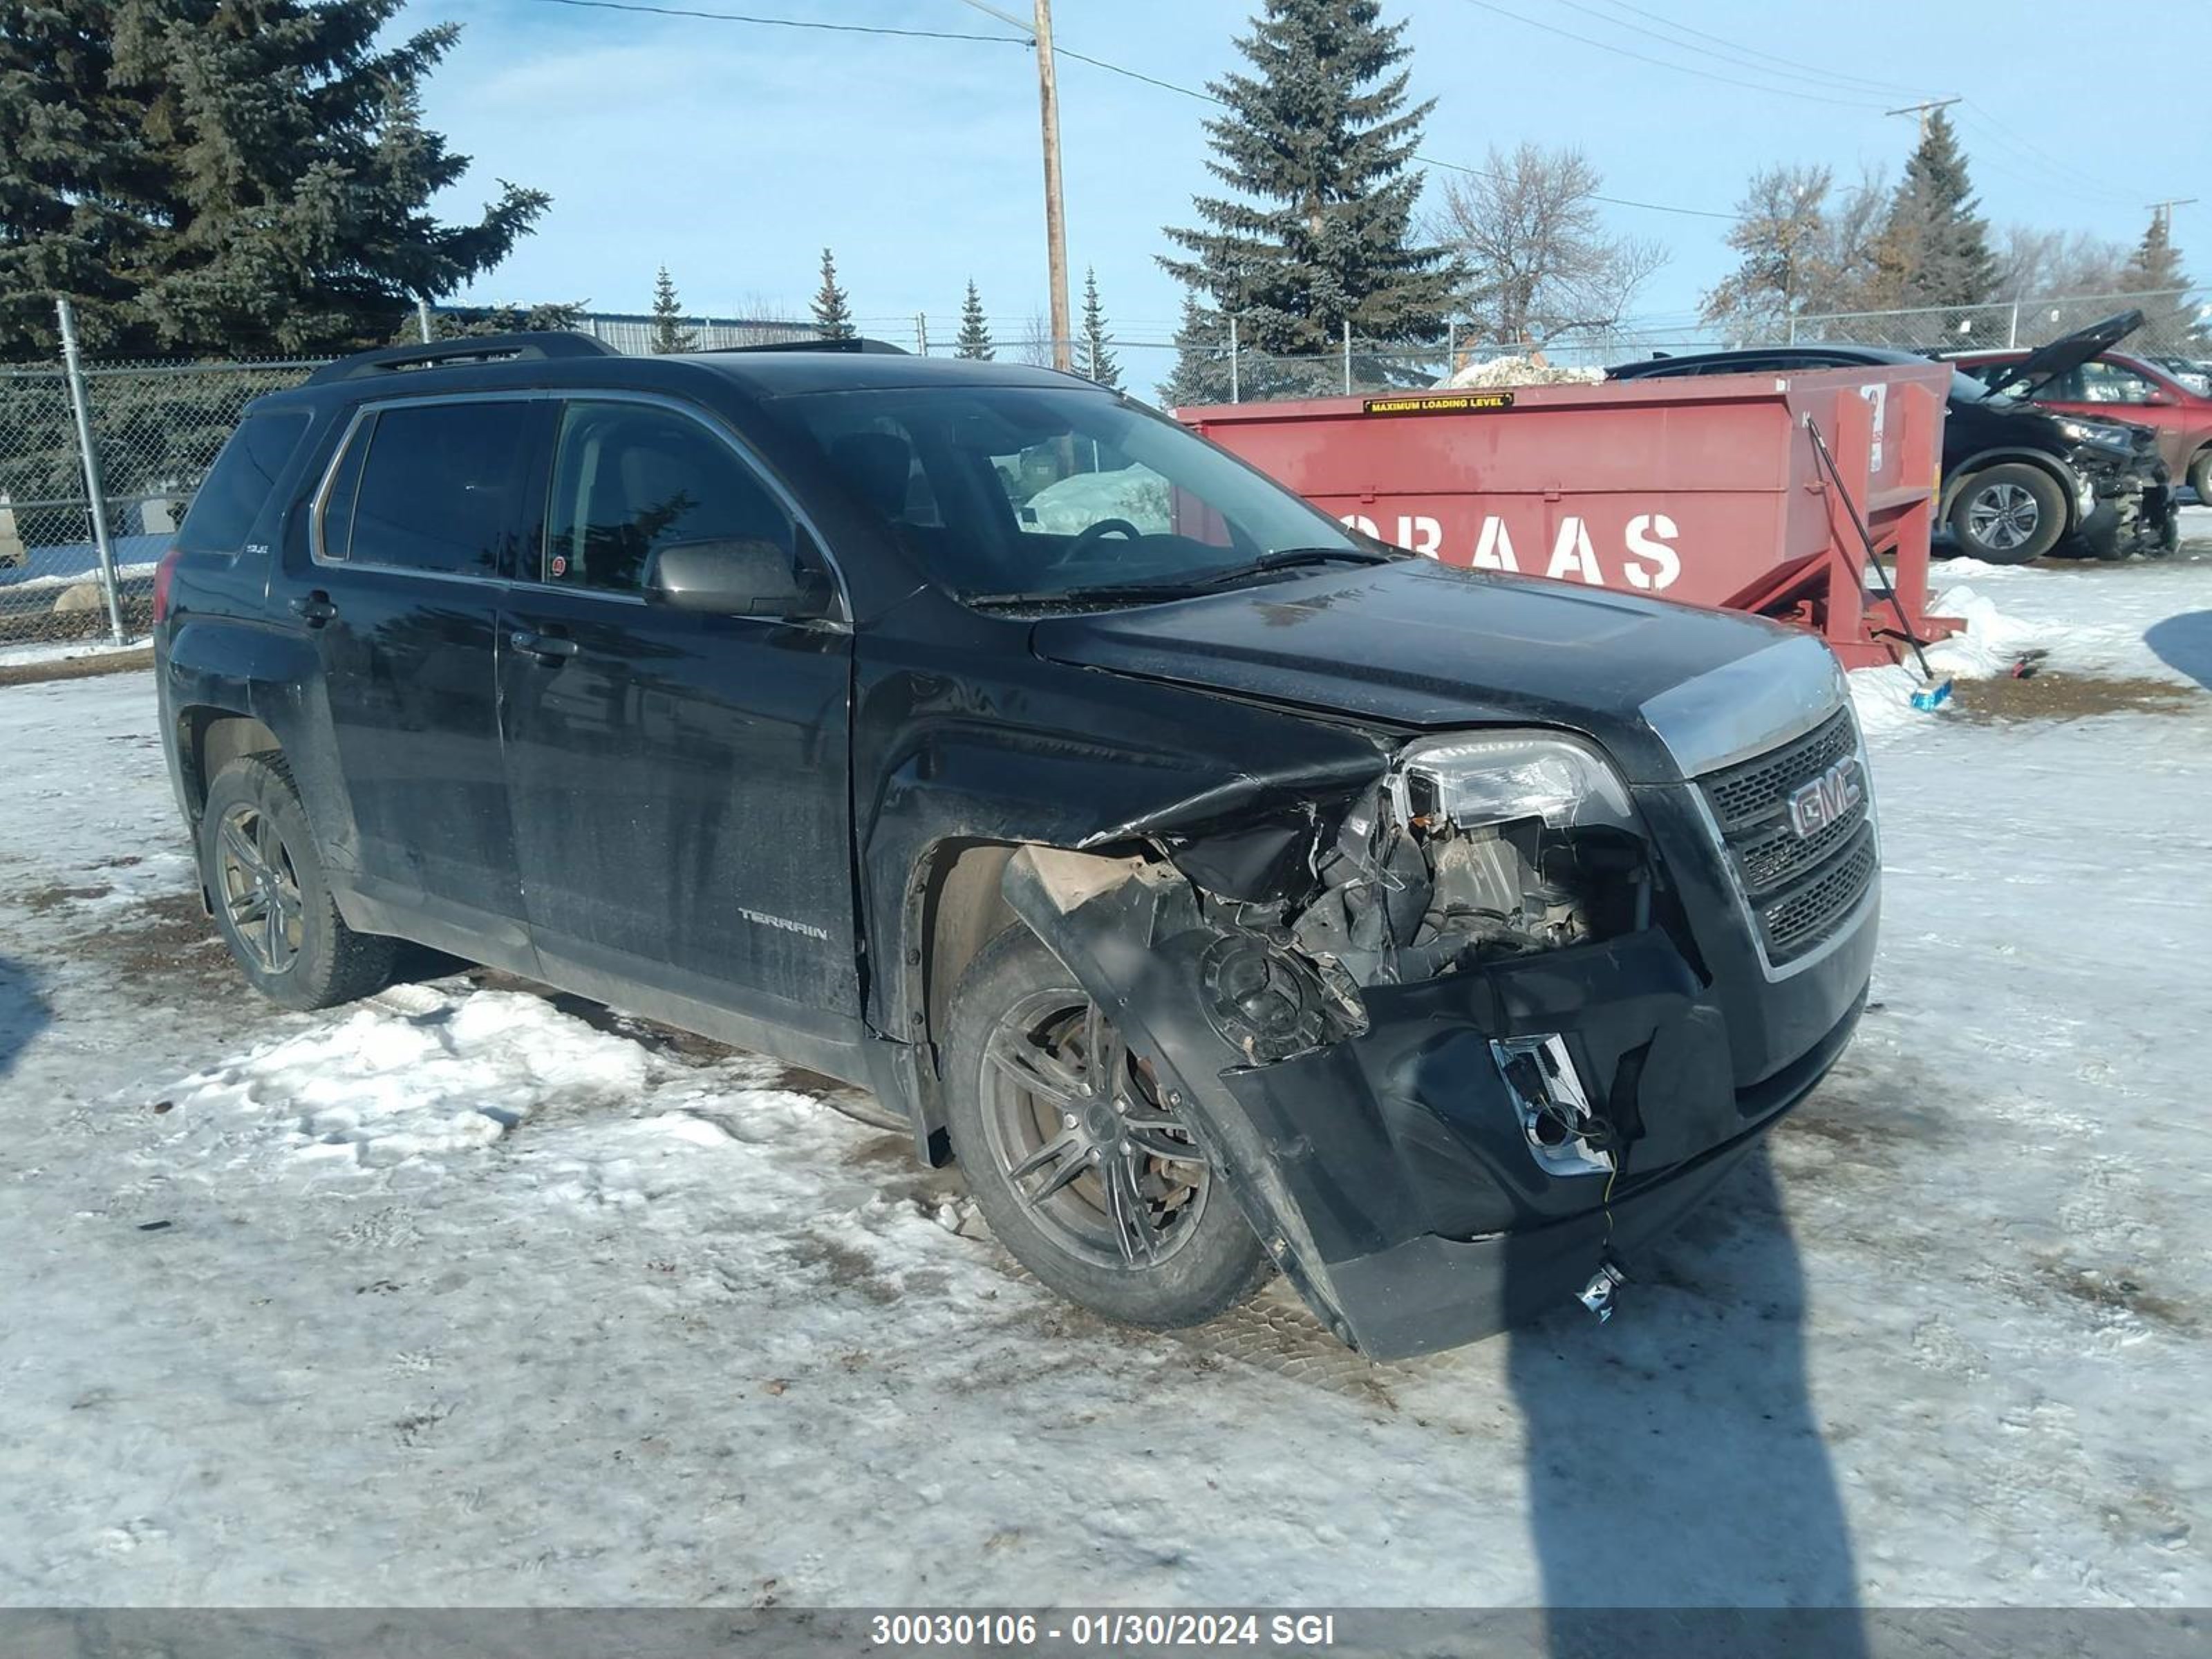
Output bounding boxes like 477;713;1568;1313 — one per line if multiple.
1434;143;1667;348
1701;163;1891;339
1993;226;2130;301
1014;306;1058;369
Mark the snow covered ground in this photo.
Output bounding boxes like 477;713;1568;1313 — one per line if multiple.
2;538;2209;1612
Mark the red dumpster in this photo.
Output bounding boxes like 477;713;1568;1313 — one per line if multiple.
1177;363;1957;669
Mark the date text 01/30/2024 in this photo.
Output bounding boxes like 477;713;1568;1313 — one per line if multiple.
870;1613;1339;1649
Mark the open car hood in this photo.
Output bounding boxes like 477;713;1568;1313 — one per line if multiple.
1028;558;1790;781
1981;308;2145;398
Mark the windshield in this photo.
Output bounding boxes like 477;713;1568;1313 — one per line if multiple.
767;384;1376;602
1949;367;2016;406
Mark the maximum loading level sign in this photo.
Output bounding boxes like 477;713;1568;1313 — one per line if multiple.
1362;390;1515;415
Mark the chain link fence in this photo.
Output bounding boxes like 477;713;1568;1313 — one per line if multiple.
1;307;321;648
1785;286;2212;359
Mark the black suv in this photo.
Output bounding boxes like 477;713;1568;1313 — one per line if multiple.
1609;323;2176;564
153;332;1877;1358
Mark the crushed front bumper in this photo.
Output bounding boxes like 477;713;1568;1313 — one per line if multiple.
1005;841;1875;1361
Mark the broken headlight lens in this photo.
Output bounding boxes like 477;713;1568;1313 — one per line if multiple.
1387;731;1638;836
2056;418;2134;455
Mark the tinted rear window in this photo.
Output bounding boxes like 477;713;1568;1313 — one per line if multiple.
177;410;310;553
339;400;534;576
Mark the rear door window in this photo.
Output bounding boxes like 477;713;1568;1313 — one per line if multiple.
332;400;535;576
178;410;310;553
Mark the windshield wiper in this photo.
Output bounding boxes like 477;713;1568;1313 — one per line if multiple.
1189;546;1400;589
964;582;1211;610
964;548;1398;610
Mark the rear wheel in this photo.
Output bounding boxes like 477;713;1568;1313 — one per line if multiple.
943;924;1271;1330
1949;464;2066;564
201;753;397;1010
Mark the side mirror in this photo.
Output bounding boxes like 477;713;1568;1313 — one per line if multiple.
648;538;836;619
2143;389;2178;407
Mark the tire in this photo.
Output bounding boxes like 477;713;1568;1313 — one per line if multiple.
1948;464;2067;564
2188;449;2212;508
942;923;1271;1331
200;753;397;1011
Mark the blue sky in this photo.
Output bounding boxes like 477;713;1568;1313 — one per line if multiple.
417;0;2204;377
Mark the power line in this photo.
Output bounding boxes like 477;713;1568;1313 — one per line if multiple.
1549;0;1929;101
1956;102;2140;205
1451;0;1892;110
1560;0;1936;99
519;0;1028;45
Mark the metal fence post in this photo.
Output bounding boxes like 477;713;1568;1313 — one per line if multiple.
1228;315;1239;404
54;297;126;646
1342;319;1352;394
2007;300;2020;348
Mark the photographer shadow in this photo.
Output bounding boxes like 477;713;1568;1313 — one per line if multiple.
1508;1147;1866;1656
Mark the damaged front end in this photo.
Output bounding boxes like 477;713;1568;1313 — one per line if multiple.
1004;722;1868;1360
2065;416;2179;559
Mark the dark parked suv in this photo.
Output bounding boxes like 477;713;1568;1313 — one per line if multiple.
153;332;1878;1358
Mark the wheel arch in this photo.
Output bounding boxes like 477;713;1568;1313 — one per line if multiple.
176;705;283;832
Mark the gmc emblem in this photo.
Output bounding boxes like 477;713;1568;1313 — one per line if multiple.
1787;758;1862;839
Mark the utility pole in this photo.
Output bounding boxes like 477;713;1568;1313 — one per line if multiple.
2146;198;2198;232
1031;0;1072;372
957;0;1074;373
1883;95;1960;140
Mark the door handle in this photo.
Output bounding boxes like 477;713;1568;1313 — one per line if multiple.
509;628;579;663
289;590;338;626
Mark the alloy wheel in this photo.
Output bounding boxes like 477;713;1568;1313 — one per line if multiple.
979;989;1212;1271
214;802;306;975
1966;482;2041;552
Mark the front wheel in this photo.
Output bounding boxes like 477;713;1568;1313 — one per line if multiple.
1949;464;2066;564
201;753;397;1010
2188;449;2212;509
943;924;1271;1330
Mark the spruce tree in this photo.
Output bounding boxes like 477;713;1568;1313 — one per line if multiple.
1872;110;1996;312
1161;290;1235;406
0;6;156;352
1078;266;1121;388
2117;212;2195;348
2119;212;2187;294
650;265;695;353
0;0;547;359
1159;0;1459;395
812;247;855;341
955;279;993;359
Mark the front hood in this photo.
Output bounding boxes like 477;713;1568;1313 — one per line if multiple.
1029;559;1797;782
1983;308;2145;397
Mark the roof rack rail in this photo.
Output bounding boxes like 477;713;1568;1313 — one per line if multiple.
705;336;909;357
305;332;620;385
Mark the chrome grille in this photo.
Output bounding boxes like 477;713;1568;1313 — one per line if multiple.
1703;707;1858;832
1698;706;1875;964
1762;830;1879;959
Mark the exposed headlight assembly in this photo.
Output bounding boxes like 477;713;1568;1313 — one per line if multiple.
1387;731;1639;835
2057;418;2133;453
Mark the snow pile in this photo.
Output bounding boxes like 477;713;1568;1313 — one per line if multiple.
1438;355;1602;389
1850;543;2212;735
1020;466;1173;536
1849;581;2051;735
0;637;146;670
167;989;650;1168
